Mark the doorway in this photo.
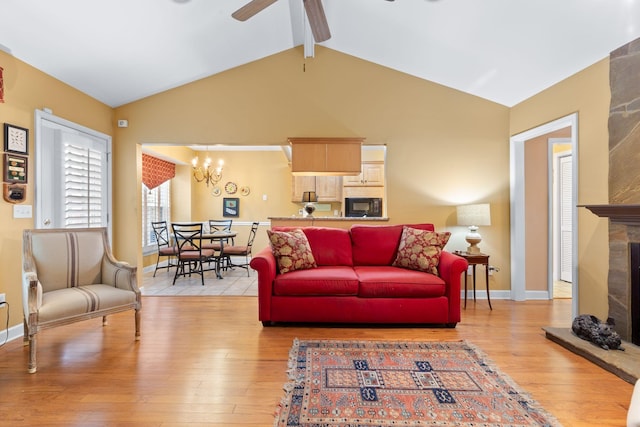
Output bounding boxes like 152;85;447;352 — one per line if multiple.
550;138;573;299
509;113;578;318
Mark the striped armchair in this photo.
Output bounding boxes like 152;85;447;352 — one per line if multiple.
22;227;141;373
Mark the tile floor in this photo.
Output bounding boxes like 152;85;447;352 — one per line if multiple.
141;258;258;296
553;280;572;299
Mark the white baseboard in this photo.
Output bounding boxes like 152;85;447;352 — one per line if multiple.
460;289;511;300
460;290;552;301
0;323;25;344
525;290;552;300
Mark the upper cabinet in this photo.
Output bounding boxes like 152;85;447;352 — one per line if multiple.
289;137;363;176
292;176;342;202
343;161;385;187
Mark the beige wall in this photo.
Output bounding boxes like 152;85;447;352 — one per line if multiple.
510;58;611;318
0;50;113;328
115;46;512;292
524;128;571;292
0;44;613;332
524;133;550;291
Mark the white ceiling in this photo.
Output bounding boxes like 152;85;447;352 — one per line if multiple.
2;0;640;108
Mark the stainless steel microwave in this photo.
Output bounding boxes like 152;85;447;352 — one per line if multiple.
345;198;383;217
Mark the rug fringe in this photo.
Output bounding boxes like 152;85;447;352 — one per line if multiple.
463;341;564;427
274;338;303;427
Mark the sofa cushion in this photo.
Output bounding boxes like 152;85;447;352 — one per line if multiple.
267;229;317;274
355;266;446;298
350;223;435;266
273;266;359;296
392;227;451;275
273;226;353;266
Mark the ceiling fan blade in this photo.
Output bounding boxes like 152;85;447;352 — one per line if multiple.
303;0;331;42
232;0;278;21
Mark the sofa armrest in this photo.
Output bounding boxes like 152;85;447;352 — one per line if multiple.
438;251;469;322
249;246;277;322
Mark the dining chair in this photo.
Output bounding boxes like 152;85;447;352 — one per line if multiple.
203;219;234;270
224;221;259;276
151;221;178;277
171;223;217;286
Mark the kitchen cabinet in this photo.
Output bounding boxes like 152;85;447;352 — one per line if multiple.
289;137;363;175
342;186;384;199
343;161;385;186
292;175;343;202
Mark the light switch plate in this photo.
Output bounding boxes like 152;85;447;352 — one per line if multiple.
13;204;32;218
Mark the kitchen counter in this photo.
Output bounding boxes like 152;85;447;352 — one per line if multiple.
268;216;389;229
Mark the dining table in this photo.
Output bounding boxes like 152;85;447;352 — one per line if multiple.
201;230;237;279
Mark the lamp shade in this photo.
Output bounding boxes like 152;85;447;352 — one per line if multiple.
456;203;491;226
302;191;318;203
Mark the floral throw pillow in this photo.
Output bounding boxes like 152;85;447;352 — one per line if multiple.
267;229;317;274
392;226;451;275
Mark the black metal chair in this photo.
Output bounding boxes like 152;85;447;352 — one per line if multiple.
171;223;217;286
203;219;234;270
151;221;178;277
224;222;259;276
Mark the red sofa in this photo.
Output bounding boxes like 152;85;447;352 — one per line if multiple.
249;224;468;326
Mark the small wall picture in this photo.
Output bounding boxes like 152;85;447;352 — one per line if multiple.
4;153;28;183
4;123;29;155
223;197;239;217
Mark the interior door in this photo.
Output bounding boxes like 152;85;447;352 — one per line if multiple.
559;154;573;282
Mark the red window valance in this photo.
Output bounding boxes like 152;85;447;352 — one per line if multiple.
142;153;175;190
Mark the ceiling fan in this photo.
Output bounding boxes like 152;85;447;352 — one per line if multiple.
232;0;331;43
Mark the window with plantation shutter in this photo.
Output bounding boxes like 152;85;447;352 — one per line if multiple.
35;110;112;234
64;143;105;227
142;181;171;252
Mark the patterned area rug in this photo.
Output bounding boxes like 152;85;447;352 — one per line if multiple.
275;339;562;426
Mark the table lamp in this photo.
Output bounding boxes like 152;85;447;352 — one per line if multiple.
302;191;318;217
456;203;491;254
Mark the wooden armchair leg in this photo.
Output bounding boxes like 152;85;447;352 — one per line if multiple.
135;309;141;341
28;335;37;374
23;320;30;346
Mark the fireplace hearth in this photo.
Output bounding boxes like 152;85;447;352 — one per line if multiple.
544;326;640;384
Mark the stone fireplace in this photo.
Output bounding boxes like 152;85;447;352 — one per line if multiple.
582;38;640;345
583;205;640;345
544;38;640;384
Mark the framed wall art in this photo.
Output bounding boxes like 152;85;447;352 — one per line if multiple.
4;153;28;183
4;123;29;155
223;197;239;218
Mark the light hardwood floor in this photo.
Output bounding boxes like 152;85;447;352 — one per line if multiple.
0;296;634;426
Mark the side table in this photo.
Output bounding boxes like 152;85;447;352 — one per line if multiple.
454;251;492;310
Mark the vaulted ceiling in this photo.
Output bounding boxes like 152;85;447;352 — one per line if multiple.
1;0;639;108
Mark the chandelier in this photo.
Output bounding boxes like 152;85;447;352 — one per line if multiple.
192;155;224;187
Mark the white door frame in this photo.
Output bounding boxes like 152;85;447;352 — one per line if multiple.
509;113;578;317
